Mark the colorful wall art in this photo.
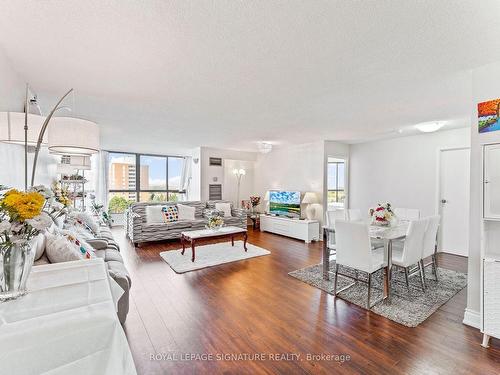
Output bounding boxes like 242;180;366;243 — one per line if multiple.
478;99;500;133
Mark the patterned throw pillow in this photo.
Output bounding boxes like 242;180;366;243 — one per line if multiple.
162;206;178;223
61;230;96;259
45;230;96;263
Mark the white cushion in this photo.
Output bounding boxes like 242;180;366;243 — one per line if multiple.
177;204;196;221
215;202;232;217
54;215;65;229
65;224;95;241
145;205;164;224
31;234;46;261
47;223;57;234
73;211;100;234
45;230;96;263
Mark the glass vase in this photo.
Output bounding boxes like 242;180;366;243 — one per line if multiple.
0;242;35;301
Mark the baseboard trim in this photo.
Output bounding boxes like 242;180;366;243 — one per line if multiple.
463;308;480;329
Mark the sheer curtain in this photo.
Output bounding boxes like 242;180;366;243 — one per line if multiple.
179;156;192;201
95;150;109;210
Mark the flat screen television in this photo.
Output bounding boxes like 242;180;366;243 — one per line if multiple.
269;191;301;218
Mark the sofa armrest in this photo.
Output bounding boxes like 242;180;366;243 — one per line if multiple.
231;208;246;219
106;261;131;324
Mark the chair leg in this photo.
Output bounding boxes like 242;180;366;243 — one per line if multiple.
404;267;410;291
333;264;339;296
418;260;426;291
367;273;371;309
432;254;439;281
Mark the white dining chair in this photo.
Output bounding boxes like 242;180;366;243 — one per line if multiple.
422;215;440;281
325;209;346;250
391;218;428;291
394;207;420;221
334;220;388;308
347;208;363;221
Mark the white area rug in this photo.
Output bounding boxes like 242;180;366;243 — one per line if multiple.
159;241;271;273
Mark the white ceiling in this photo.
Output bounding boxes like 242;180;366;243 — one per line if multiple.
1;0;499;153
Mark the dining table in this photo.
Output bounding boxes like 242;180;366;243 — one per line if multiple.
322;221;409;302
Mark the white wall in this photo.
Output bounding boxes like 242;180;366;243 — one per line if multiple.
254;141;325;221
199;147;257;202
0;143;58;189
187;147;201;200
349;127;470;219
465;61;500;328
0;48;24;112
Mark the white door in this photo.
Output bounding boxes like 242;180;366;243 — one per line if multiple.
484;144;500;219
439;148;470;256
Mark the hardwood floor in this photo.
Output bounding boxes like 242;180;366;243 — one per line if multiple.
114;227;500;374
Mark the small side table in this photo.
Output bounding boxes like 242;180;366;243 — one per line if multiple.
249;214;260;230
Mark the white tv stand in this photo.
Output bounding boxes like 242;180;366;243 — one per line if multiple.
259;214;320;243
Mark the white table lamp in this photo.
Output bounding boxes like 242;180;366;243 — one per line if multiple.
302;192;319;220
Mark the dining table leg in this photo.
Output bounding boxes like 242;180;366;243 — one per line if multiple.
383;239;393;302
322;228;330;280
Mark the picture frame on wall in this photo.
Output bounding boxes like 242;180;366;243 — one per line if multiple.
478;99;500;133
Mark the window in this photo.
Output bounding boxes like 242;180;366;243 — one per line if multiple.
107;152;185;211
327;161;345;205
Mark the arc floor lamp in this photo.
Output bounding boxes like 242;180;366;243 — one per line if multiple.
0;84;99;190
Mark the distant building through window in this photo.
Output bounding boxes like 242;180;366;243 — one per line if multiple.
107;152;185;213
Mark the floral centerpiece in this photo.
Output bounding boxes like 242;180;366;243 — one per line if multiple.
369;202;394;226
241;200;251;211
0;186;67;301
205;210;224;231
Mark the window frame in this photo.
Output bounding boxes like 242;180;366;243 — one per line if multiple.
327;161;345;204
107;151;185;202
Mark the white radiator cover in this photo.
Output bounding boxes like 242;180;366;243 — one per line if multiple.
483;259;500;339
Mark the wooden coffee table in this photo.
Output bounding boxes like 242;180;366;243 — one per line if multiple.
180;226;248;262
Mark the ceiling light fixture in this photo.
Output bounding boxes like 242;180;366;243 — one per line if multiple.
414;121;445;133
258;142;273;154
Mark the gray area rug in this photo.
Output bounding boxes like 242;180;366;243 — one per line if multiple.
160;241;270;273
289;261;467;327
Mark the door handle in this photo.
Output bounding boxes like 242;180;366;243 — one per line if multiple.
441;199;447;204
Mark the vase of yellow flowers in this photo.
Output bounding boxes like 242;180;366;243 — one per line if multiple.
0;188;58;301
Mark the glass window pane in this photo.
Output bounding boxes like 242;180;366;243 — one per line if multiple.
168;192;181;202
108;153;136;191
327;163;337;190
168;157;183;191
338;190;345;203
337;163;345;189
140;155;166;190
327;190;337;203
140;191;168;202
108;192;136;213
